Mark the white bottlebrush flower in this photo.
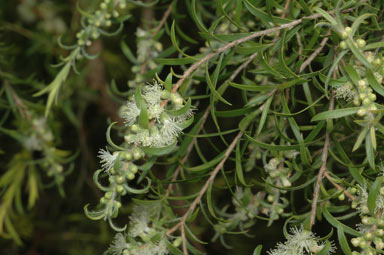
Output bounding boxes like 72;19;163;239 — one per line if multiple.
106;233;130;255
122;101;140;126
129;206;151;237
98;148;118;173
143;81;163;106
160;117;182;143
267;226;335;255
334;82;356;101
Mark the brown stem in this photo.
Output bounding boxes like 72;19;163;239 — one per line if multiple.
323;171;355;201
310;92;334;230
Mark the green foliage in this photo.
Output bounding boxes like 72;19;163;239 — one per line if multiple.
1;0;384;254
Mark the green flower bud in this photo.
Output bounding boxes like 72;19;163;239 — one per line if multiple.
356;39;366;48
116;176;125;184
105;191;113;199
351;237;360;247
122;249;130;255
116;185;124;194
344;27;352;35
126;172;135;180
362;98;371;106
100;197;107;204
129;164;138;174
358;79;367;87
267;195;275;202
100;3;107;9
364;232;373;240
357;108;367;117
338;193;345;201
340;41;347;49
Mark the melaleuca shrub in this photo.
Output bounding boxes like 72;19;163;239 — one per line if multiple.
1;1;384;255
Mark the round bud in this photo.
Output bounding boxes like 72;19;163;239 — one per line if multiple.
359;93;366;100
356;39;366;48
338;193;345;201
100;3;107;9
116;185;124;194
277;208;284;214
129;164;138;174
369;93;377;102
119;3;127;9
133;151;141;161
358;79;367;87
106;20;112;27
362;216;371;225
364;232;373;240
100;197;107;204
376;241;384;250
115;201;122;208
116;176;125;184
353;98;360;106
351;237;360;247
377;219;384;227
86;40;92;47
131;124;141;132
267;195;275;202
126;172;135;180
344;27;352;35
108;176;115;183
351;201;357;209
113;10;119;18
357;108;367;117
374;58;382;66
369;104;378;112
340;41;347;49
341;31;348;39
376;228;384;236
105;191;113;199
363;98;371;106
173;237;182;247
122;249;130;255
350;187;357;194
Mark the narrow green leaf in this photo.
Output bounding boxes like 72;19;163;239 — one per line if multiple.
257;96;272;135
313;7;337;26
252;245;263;255
351;13;375;36
156;57;196;65
370;126;376;151
164;73;173;92
323;207;361;236
337;225;352;255
352;127;368;152
206;63;232;106
311;108;359;121
368;177;383;216
106;122;128;151
366;68;384;97
346;39;371;69
167;98;191;117
185;152;225;173
345;64;360;85
235;141;249;186
229;82;274;92
141;142;177;156
121;40;138;64
365;131;375;169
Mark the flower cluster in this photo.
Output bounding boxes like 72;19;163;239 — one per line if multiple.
85;146;149;229
268;226;335;255
128;28;163;88
348;184;384;254
105;204;171;255
123;81;193;147
22;115;68;185
17;0;67;34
